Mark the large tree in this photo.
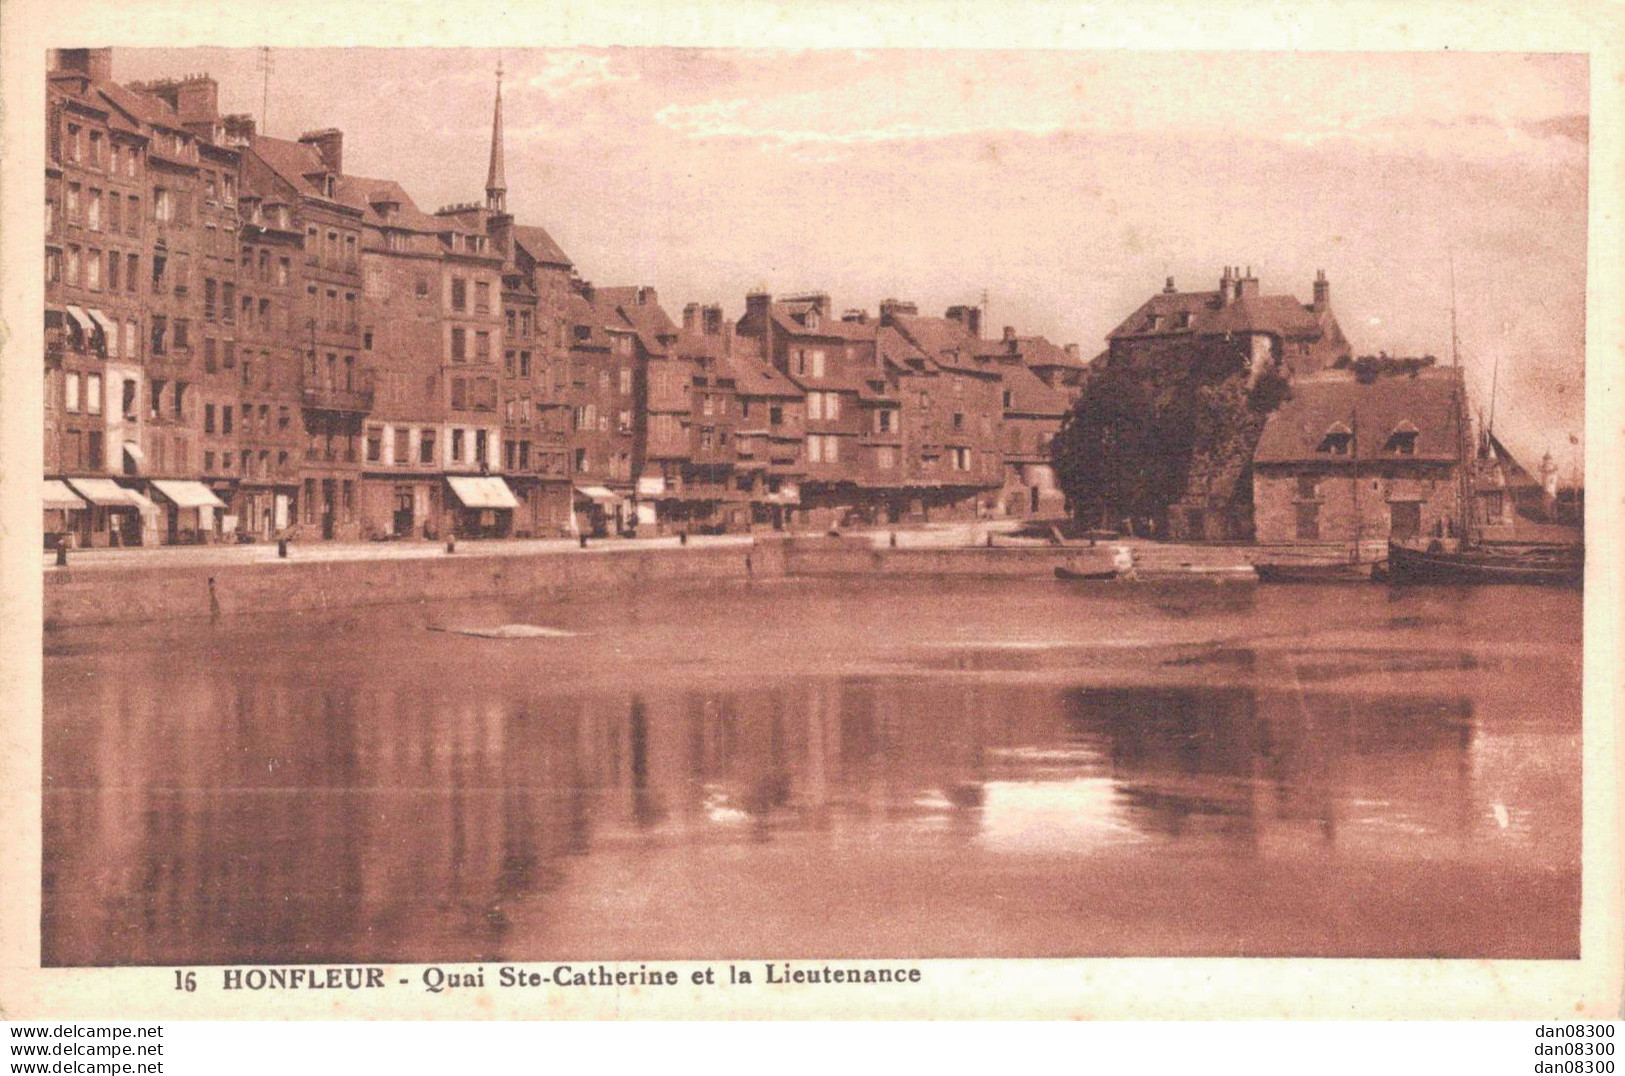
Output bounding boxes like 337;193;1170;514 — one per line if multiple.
1051;348;1290;533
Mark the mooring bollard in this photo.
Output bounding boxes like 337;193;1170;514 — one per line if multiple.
55;543;69;567
889;532;898;548
446;538;456;554
679;531;688;546
277;537;289;558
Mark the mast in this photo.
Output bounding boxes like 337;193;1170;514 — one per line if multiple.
1448;250;1471;545
1351;405;1361;563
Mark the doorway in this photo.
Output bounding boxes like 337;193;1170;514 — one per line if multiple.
393;486;415;537
1389;500;1421;541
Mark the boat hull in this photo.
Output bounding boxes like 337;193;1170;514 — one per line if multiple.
1386;542;1582;587
1254;562;1379;584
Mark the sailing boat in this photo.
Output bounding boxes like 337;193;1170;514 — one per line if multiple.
1386;262;1582;586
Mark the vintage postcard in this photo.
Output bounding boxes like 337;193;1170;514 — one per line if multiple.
1;0;1620;1021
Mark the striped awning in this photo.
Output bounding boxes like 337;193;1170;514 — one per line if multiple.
65;477;138;507
150;479;227;510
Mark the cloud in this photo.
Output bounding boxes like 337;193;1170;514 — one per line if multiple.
520;50;637;99
654;96;1071;151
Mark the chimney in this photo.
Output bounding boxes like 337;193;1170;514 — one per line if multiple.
1312;269;1330;312
298;128;343;175
1236;266;1259;302
683;303;701;333
745;291;772;325
54;48;114;83
174;75;220;131
703;305;724;336
841;309;870;324
636;286;657;308
879;299;918;325
1219;266;1235;307
1163;276;1177;294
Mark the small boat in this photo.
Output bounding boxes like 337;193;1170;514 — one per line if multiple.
1386;541;1583;587
1053;565;1119;582
1254;560;1380;584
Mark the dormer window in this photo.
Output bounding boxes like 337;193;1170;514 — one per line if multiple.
1384;422;1419;455
1316;422;1353;455
1146;314;1163;332
806;310;819;330
1175;311;1192;329
323;175;336;198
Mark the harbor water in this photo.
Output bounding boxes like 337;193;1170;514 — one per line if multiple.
42;576;1582;964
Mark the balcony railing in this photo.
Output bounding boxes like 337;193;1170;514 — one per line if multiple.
300;383;374;414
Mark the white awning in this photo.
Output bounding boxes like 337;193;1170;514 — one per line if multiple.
63;305;90;331
86;308;118;338
65;477;138;507
447;475;519;510
150;479;227;510
43;480;87;511
574;485;621;506
122;441;145;468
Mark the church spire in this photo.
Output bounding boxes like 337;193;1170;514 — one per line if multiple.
485;57;506;213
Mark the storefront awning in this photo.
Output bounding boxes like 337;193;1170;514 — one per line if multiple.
573;485;621;506
63;305;89;331
87;308;118;339
447;475;520;510
122;441;145;469
65;477;139;508
43;480;87;511
151;479;227;510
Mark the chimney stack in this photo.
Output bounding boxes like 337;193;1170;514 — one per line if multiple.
1163;276;1177;294
1312;269;1330;312
683;302;701;333
298;128;343;175
703;305;724;336
1219;266;1235;307
1236;266;1260;302
54;48;114;83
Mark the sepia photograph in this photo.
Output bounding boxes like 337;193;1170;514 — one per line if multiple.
3;0;1622;1026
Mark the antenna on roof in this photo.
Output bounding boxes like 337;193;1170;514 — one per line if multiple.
258;47;272;136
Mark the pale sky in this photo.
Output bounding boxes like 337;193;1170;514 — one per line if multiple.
116;47;1590;472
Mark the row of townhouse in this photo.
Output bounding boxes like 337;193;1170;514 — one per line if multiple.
41;48;1089;548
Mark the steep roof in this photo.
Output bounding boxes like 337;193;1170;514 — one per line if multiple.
890;314;993;376
1002;363;1073;416
332;174;443;232
1108;288;1325;342
728;348;803;399
512;224;572;268
587;286;677;355
1254;368;1464;465
249;134;332;201
771;305;877;342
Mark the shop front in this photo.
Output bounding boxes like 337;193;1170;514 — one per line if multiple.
445;475;519;539
573;485;627;537
43;480;88;549
148;480;229;545
63;477;148;548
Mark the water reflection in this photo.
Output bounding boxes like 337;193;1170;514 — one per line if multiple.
44;619;1577;965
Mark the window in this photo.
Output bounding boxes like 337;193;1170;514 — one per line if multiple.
222;403;234;435
953;412;964;431
277;257;290;286
204;338;217;373
450;328;466;362
125;253;138;292
415;276;429;299
86;249;100;290
475;429;488;465
475;331;490;363
393;427;409;465
86;374;101;415
173;318;189;351
451;377;467;410
451;277;467;312
520;351;531;377
66;124;81;162
505;349;516;377
205;279;217;320
619;367;634;395
877;446;896;470
205;403;216;434
153;186;171;222
520;310;532;338
420;429;436;464
150;315;167;355
65;373;79;413
1296;475;1319;500
87;189;101;231
123;319;137;359
475;280;490;313
89;130;103;167
451;428;465;462
126;195;139;235
811;349;826;377
877;409;895;434
1316;428;1353;455
1385;429;1418;455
